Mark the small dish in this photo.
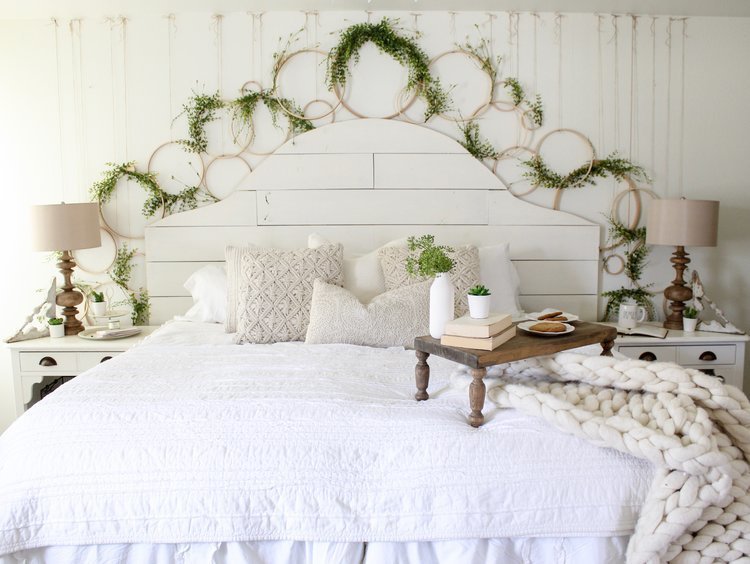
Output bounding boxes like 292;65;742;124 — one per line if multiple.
78;327;142;341
526;310;580;323
518;321;575;337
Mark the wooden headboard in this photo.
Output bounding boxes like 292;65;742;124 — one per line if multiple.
145;119;600;324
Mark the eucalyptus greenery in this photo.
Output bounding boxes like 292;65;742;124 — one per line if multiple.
459;31;500;96
458;120;497;160
177;91;225;153
405;234;455;278
522;152;649;191
601;216;655;322
326;18;451;121
231;90;314;140
502;78;543;127
129;289;151;326
109;244;150;326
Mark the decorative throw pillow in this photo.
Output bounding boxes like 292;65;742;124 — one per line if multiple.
225;245;255;333
234;244;343;344
178;264;227;324
305;279;430;348
378;245;480;316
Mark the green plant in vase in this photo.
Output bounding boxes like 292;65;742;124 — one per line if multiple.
406;235;456;338
48;317;65;338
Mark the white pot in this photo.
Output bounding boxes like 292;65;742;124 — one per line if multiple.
468;295;491;319
683;317;698;332
49;323;65;338
429;272;455;339
90;301;107;316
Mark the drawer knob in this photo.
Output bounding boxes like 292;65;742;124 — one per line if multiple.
100;356;113;363
39;356;58;367
699;351;717;362
639;352;657;362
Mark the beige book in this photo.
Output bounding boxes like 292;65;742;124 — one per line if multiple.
443;313;513;338
441;325;516;351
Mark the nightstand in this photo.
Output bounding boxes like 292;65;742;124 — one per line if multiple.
7;326;159;418
612;323;748;390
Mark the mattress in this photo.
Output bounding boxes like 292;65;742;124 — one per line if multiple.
0;321;654;562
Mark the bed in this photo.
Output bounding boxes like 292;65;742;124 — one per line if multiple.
1;120;748;563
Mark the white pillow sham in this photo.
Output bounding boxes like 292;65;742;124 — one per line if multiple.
178;264;227;324
305;279;430;348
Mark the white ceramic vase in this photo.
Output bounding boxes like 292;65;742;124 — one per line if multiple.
467;295;491;319
429;272;455;339
90;301;107;317
683;317;698;332
49;323;65;338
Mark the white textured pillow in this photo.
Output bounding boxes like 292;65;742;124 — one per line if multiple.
305;279;430;348
225;245;254;332
234;244;344;344
478;243;523;316
307;234;407;303
179;264;227;324
378;245;481;316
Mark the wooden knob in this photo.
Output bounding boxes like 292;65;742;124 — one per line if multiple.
699;351;717;362
638;352;657;362
100;356;113;363
39;356;57;367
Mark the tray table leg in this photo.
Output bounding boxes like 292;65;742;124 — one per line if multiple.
469;367;487;427
415;351;430;401
601;337;615;357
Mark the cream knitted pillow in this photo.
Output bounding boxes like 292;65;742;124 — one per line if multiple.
378;245;480;316
305;279;430;348
233;244;343;344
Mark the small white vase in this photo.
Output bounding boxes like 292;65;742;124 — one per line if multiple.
49;323;65;338
429;272;455;339
468;295;491;319
90;301;107;317
683;317;698;332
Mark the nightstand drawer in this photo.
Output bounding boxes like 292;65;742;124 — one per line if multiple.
678;345;735;366
78;352;120;371
618;345;677;363
19;352;78;372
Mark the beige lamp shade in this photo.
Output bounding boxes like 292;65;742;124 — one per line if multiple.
646;199;719;247
30;202;101;252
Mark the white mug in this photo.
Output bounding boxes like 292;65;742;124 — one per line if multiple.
618;302;647;329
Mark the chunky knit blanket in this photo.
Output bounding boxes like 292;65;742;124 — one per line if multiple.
472;353;750;564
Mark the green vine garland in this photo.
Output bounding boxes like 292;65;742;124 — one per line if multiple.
90;161;214;218
522;152;649;190
601;216;655;322
176;92;225;154
110;244;150;326
458;121;498;160
326;18;451;121
231;90;314;140
458;32;500;101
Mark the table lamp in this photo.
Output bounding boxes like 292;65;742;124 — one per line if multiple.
30;202;101;335
646;198;719;330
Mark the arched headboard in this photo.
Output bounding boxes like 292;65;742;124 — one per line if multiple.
145;119;600;324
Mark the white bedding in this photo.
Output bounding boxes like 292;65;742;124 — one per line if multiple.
0;322;653;560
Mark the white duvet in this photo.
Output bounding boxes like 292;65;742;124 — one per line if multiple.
0;322;653;556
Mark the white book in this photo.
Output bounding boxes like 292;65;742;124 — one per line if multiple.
443;313;513;339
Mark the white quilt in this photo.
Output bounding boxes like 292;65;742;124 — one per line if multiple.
0;325;653;556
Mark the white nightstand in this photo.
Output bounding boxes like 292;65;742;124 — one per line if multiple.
612;323;748;390
7;326;159;418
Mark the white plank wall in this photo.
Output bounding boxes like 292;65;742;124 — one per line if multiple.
146;119;602;323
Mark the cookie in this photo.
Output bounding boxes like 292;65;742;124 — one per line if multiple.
545;316;568;322
538;311;563;320
530;322;567;333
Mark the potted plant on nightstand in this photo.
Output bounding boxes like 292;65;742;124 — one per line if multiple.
89;290;107;317
467;285;492;319
683;306;699;332
406;235;456;339
48;317;65;338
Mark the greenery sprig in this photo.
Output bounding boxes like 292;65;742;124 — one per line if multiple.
326;18;451;121
522;152;649;191
177;91;225;153
502;78;543;127
601;287;655;322
458;120;497;160
459;31;500;97
110;244;150;326
405;234;455;278
231;90;314;140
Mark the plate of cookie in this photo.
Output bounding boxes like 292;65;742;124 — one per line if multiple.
518;320;576;337
526;309;580;323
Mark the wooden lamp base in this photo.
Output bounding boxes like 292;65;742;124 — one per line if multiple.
663;245;692;330
56;250;85;335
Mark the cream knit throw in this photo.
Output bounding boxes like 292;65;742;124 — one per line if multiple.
461;353;750;564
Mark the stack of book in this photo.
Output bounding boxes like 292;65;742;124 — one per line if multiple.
440;313;516;351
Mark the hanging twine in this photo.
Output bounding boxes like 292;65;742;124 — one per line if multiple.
596;14;605;156
610;14;620;156
554;13;564;127
532;12;540;93
650;16;657;177
165;14;176;137
448;11;457;44
51;17;65;200
70;18;87;197
678;18;688;198
211;14;224;95
410;12;421;34
665;18;673;197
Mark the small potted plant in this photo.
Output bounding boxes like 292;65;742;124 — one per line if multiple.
683;306;699;333
467;285;492;319
48;317;65;338
89;290;107;317
406;235;456;339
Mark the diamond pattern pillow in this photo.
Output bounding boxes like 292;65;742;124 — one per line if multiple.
233;244;343;344
378;245;480;316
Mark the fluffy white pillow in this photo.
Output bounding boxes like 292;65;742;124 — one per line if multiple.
305;279;430;348
307;234;407;303
478;243;523;316
178;264;227;324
